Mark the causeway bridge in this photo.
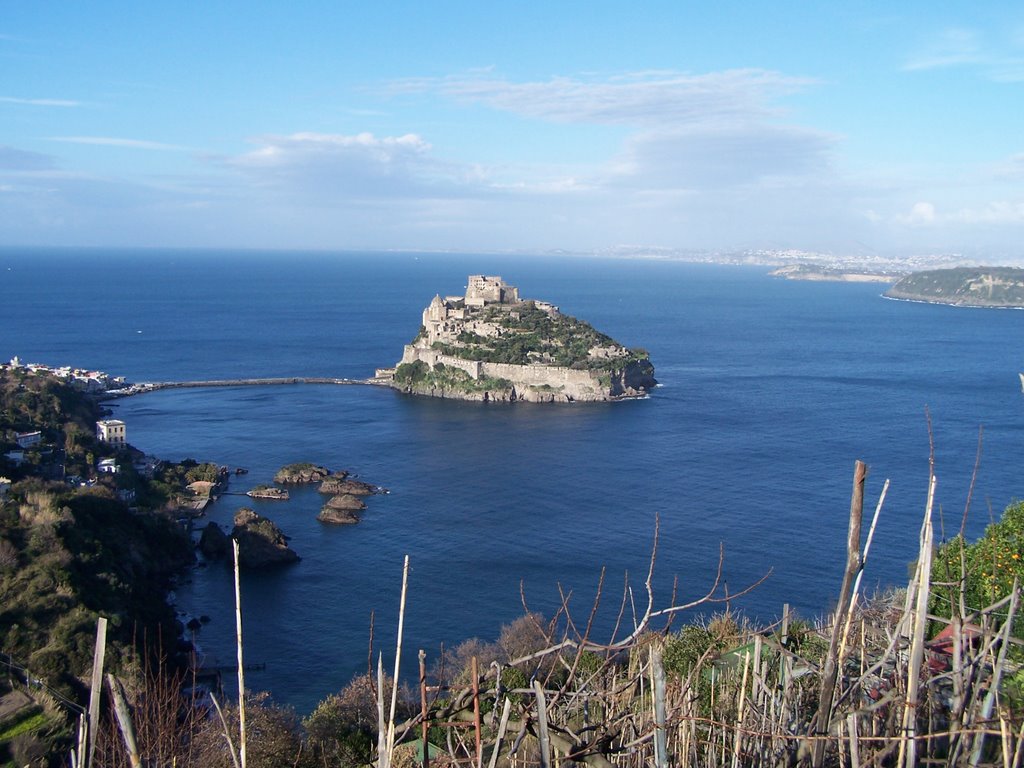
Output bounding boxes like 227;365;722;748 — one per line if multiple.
104;376;388;398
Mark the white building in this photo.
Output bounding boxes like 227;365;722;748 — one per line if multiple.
15;431;42;449
97;458;119;474
96;419;127;447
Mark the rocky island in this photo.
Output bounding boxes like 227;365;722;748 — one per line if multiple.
379;275;656;402
884;267;1024;308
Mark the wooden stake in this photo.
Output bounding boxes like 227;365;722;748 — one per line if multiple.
899;473;935;768
812;460;866;768
419;649;430;768
487;698;513;768
106;674;141;768
232;539;247;768
847;713;860;768
651;641;668;768
472;656;482;768
386;555;411;766
86;615;107;768
377;653;388;768
533;679;551;768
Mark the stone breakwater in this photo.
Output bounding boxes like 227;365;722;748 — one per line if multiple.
104;376;382;398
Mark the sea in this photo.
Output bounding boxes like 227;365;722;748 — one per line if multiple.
2;247;1022;713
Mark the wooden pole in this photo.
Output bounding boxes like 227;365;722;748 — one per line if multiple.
812;460;866;768
900;474;935;768
386;555;411;765
651;641;669;768
533;680;551;768
487;698;513;768
377;653;388;768
106;674;141;768
419;649;430;768
232;539;247;768
86;615;107;768
472;656;482;768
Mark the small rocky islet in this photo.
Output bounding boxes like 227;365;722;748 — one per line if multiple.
197;508;299;567
199;463;388;566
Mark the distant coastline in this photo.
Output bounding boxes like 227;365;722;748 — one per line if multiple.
883;267;1024;308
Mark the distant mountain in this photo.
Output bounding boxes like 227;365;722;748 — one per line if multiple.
884;267;1024;308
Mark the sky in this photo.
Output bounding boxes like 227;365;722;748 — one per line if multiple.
1;2;1023;257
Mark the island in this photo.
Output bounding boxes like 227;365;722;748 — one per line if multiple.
884;267;1024;308
377;275;656;402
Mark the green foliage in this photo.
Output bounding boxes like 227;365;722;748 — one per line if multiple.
663;625;720;678
304;674;386;767
396;361;512;395
931;500;1024;645
0;711;47;742
394;360;429;385
888;267;1024;307
184;462;222;484
425;302;647;371
0;481;192;700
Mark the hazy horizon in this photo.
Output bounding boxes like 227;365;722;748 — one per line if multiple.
2;3;1023;260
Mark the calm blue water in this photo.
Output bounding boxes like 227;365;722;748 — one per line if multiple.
3;248;1023;712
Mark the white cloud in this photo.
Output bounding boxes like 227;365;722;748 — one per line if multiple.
993;153;1024;180
48;136;192;151
892;200;1024;227
610;124;836;189
904;28;983;71
224;132;475;202
950;201;1024;224
391;69;815;127
0;96;81;107
904;27;1024;81
896;201;937;224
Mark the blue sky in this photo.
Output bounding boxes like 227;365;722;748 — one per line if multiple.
2;2;1023;257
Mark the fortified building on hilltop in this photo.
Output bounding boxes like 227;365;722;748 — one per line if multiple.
383;275;655;403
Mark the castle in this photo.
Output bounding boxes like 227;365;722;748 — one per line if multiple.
382;276;655;403
418;275;558;348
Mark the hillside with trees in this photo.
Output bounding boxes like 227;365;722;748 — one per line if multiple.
885;266;1024;307
2;368;1022;766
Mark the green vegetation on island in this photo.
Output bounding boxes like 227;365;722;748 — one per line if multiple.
885;266;1024;307
427;301;649;370
393;360;514;394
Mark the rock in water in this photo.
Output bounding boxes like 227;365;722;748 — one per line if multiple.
231;508;299;566
198;522;230;560
273;463;332;484
318;477;381;496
